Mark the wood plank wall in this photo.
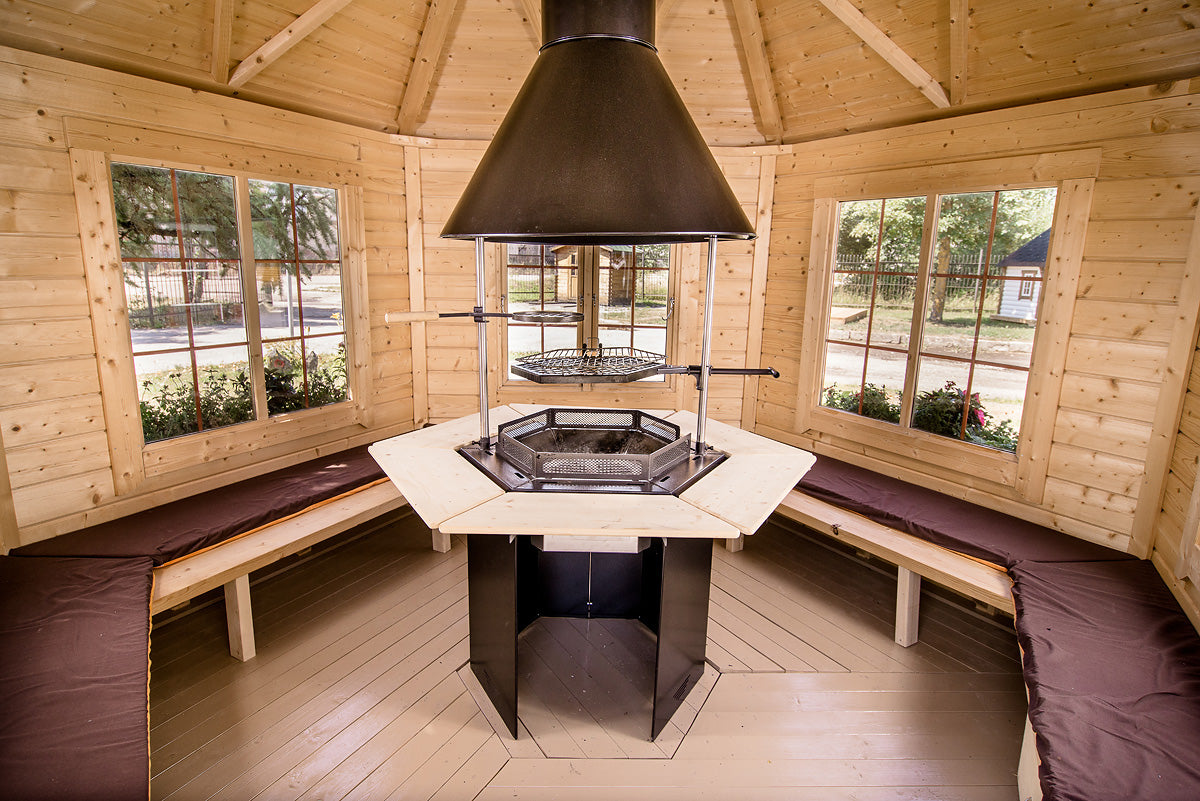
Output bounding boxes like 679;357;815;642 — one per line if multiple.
0;46;416;546
406;143;778;425
757;80;1200;563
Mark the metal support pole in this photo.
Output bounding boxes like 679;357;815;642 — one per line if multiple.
475;236;491;450
695;235;718;454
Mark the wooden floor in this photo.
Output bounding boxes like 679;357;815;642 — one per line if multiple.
149;512;1026;800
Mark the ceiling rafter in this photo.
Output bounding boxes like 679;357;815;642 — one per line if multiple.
949;0;969;105
730;0;783;143
396;0;459;134
515;0;541;46
227;0;356;90
210;0;235;83
815;0;951;109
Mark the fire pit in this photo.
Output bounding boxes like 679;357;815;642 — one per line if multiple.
458;407;726;494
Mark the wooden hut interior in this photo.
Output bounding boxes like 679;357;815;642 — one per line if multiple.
1;1;1200;799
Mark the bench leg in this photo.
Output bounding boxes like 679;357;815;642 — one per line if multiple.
432;528;452;553
895;567;920;647
223;574;256;661
723;534;745;553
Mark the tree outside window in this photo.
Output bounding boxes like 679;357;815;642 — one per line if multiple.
111;163;348;443
820;187;1058;453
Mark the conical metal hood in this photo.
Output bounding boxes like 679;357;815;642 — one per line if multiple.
440;0;755;245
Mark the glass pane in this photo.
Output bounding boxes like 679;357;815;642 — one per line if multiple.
175;170;239;260
304;336;348;409
300;262;344;335
878;196;926;275
257;262;303;341
910;358;973;440
293;184;340;260
127;262;186;346
631;326;667;356
922;270;983;360
264;340;307;416
195;345;254;431
859;349;906;423
934;192;998;276
111;163;180;259
820;341;866;410
249;180;295;261
185;259;247;346
135;353;198;442
967;363;1024;452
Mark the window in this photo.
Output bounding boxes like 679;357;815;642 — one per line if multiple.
818;187;1058;454
111;163;349;443
503;243;672;379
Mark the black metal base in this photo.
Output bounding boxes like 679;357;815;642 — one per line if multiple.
466;534;713;740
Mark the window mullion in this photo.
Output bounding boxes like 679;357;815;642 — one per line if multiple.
234;175;269;421
899;194;939;427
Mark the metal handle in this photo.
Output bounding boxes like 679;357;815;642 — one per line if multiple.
385;310;440;323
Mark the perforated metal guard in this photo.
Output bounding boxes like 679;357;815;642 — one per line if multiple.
494;407;691;486
511;347;665;383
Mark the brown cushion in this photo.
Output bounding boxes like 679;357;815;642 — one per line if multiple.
797;455;1131;567
1011;559;1200;801
0;555;154;801
13;445;384;566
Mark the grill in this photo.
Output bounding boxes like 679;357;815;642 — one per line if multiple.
511;347;666;383
459;407;726;494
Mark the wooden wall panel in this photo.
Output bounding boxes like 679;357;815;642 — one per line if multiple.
761;83;1200;553
0;46;416;544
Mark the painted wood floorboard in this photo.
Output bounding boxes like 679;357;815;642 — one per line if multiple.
149;517;1025;800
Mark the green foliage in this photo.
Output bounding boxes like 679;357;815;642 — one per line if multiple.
264;344;348;416
138;345;347;442
139;367;253;443
823;380;1018;453
910;381;1018;452
823;383;900;424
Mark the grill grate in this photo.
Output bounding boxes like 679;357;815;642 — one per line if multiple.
511;347;665;383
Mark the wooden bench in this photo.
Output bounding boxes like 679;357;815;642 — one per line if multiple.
774;488;1014;646
152;479;406;660
773;454;1200;801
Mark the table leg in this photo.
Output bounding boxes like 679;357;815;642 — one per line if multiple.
467;533;519;737
651;536;713;739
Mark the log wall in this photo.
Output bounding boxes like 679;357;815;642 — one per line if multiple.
759;81;1200;567
0;46;416;546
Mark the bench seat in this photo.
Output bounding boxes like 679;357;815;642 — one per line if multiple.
0;555;154;801
791;454;1200;801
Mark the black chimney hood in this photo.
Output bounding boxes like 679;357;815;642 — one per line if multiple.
440;0;755;245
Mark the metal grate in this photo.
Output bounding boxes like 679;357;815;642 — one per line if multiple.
511;346;665;383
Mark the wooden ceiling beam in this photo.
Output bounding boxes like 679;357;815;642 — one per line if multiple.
815;0;951;109
949;0;969;105
396;0;459;134
731;0;783;143
228;0;356;90
516;0;541;46
210;0;235;83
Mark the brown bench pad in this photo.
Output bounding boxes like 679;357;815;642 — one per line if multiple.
0;555;154;801
797;455;1131;567
12;445;384;566
1011;558;1200;801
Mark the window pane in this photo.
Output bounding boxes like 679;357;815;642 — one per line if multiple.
135;354;199;442
175;170;239;260
301;262;344;336
821;342;866;409
910;358;974;439
292;184;340;260
305;336;348;408
195;345;254;432
111;164;180;259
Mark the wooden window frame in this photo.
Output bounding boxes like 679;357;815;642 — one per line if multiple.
795;150;1099;500
72;148;372;495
